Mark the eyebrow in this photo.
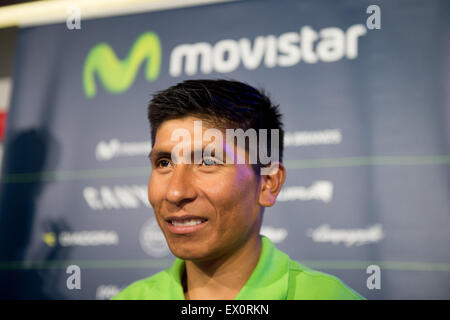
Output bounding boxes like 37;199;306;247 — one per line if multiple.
148;149;172;162
148;148;219;162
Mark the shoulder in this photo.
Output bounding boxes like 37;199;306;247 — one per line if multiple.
111;269;172;300
287;260;365;300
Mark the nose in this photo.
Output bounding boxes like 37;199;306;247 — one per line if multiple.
165;164;196;206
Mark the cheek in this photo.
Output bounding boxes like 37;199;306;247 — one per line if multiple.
211;170;258;218
147;175;162;209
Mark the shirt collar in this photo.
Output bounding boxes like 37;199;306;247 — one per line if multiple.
166;236;290;300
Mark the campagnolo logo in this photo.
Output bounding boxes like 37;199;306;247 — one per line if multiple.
307;224;384;247
139;217;170;258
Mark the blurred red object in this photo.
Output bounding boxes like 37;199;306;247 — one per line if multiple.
0;110;7;141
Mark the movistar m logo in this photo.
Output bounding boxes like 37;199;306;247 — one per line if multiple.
83;32;161;98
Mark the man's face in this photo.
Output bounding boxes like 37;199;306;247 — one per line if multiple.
148;116;263;261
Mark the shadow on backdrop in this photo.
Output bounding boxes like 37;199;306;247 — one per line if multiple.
0;128;71;299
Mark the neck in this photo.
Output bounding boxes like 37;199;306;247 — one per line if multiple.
183;235;262;300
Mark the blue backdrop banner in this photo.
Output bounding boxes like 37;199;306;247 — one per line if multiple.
0;0;449;299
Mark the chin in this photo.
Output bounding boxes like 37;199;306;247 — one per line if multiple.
167;240;214;261
170;249;208;261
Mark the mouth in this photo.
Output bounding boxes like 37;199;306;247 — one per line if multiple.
165;216;209;234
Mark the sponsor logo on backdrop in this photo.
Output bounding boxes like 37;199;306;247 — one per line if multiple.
94;129;341;162
83;185;150;210
42;232;57;247
84;24;367;98
307;224;384;247
82;182;332;211
96;139;151;161
96;285;124;300
139;218;170;258
42;230;119;247
277;181;333;203
83;31;161;98
170;25;367;76
260;226;288;244
284;129;342;146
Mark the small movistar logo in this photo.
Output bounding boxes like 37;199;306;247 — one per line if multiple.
83;31;161;98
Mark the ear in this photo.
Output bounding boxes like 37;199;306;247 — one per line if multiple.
258;162;286;207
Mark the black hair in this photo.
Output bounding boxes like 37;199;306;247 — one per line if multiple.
148;79;284;174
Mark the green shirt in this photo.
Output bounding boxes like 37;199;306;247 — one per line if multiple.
112;236;365;300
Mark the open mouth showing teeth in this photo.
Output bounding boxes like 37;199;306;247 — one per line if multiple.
169;218;207;227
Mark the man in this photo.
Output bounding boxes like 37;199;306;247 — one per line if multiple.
113;79;364;300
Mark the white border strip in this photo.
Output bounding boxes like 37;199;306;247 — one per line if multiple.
0;0;237;29
0;78;12;110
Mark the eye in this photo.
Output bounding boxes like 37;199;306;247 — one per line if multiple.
201;157;221;166
156;159;172;168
